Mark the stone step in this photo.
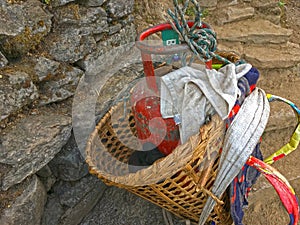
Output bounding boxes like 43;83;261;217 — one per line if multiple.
218;42;300;70
215;5;255;25
214;18;293;44
243;43;300;69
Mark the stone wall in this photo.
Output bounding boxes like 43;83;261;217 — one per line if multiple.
0;0;137;224
0;0;299;225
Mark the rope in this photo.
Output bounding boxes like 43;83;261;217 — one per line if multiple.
162;209;191;225
162;209;174;225
166;0;232;65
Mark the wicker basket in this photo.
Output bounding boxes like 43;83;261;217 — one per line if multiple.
85;52;241;224
86;93;233;224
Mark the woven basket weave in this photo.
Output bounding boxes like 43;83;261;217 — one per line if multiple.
86;103;232;224
85;51;241;224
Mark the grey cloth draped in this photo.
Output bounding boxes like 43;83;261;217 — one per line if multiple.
160;63;252;144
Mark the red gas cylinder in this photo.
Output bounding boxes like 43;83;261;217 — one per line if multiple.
132;22;212;156
130;78;180;156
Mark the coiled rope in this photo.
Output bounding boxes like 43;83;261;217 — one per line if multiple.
166;0;232;65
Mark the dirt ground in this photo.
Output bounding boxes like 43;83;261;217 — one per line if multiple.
134;0;300;224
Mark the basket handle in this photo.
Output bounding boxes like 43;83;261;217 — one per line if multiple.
264;94;300;165
246;156;299;225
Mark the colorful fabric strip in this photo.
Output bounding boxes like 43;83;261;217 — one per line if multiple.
246;156;299;225
264;94;300;165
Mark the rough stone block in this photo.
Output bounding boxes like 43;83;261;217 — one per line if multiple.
218;6;255;24
48;28;97;63
77;23;137;72
0;0;53;59
41;194;64;225
43;175;107;225
38;64;84;105
107;0;134;18
0;175;47;225
0;70;39;121
78;0;107;7
53;4;108;35
0;112;72;190
48;133;89;182
34;57;60;82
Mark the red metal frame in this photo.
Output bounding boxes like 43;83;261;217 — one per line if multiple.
136;21;213;91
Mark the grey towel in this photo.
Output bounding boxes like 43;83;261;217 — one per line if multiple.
160;63;252;143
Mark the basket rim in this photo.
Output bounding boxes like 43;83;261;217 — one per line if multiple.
85;101;226;187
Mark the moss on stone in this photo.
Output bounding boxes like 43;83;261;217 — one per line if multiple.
0;22;49;60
